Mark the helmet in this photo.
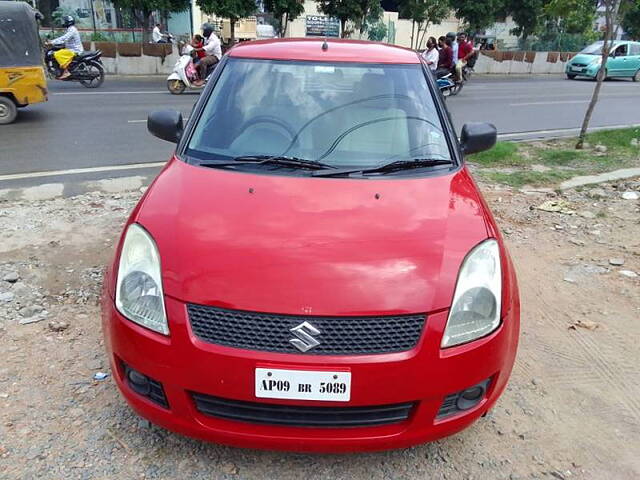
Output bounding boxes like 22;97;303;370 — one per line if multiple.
446;32;456;40
63;15;75;28
202;23;214;38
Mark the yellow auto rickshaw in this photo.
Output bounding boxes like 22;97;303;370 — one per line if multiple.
0;1;48;124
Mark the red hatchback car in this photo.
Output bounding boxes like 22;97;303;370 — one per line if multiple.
101;39;520;452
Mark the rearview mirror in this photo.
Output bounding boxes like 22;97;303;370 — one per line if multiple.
148;110;183;143
460;122;497;155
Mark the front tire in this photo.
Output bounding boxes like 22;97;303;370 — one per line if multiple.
0;96;18;125
450;81;463;96
80;61;105;88
566;73;576;79
167;79;186;95
633;70;639;82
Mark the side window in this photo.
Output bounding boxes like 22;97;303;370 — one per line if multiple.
630;44;640;56
615;44;627;57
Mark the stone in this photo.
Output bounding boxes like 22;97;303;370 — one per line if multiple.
621;191;639;200
609;258;625;266
0;292;14;302
19;305;44;318
531;164;552;173
19;315;47;325
578;210;595;219
594;144;608;153
48;320;69;332
619;270;638;278
2;272;19;283
587;188;607;198
631;138;639;147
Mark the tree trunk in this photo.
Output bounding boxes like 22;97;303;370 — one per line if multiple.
410;20;415;50
230;18;236;45
340;18;347;38
282;12;288;37
418;21;428;50
576;0;620;149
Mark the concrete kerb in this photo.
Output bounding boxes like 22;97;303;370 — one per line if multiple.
473;51;571;75
86;41;179;75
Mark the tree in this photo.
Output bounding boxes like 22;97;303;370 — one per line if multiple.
576;0;622;149
621;0;640;38
507;0;546;41
110;0;190;41
398;0;450;49
196;0;257;44
450;0;504;36
263;0;304;37
316;0;366;37
545;0;597;34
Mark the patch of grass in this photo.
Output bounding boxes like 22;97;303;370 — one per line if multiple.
468;142;523;167
586;127;640;153
481;169;581;188
538;149;587;166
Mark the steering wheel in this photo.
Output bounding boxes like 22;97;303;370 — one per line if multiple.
239;115;296;139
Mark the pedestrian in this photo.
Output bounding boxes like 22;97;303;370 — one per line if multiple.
421;37;439;71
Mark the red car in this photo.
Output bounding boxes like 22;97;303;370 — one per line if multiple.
101;39;519;452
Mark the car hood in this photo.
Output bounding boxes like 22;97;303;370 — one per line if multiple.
135;159;491;315
570;54;599;65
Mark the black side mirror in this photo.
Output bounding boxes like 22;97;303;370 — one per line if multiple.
460;122;497;155
147;110;183;143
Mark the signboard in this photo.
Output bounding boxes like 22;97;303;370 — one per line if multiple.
305;15;340;37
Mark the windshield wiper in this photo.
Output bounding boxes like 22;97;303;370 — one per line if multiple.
200;155;337;171
312;158;453;177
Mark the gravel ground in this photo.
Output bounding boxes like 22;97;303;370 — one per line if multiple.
0;179;639;480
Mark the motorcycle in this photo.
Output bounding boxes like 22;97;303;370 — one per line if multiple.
44;45;105;88
437;64;473;98
167;44;208;95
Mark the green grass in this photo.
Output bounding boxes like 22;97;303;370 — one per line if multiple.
468;142;523;167
472;127;640;187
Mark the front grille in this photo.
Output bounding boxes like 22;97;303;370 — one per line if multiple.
192;392;415;427
573;62;587;67
187;304;426;355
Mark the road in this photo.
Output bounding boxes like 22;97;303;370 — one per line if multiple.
1;74;639;189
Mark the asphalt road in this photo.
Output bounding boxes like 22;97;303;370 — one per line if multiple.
1;74;639;189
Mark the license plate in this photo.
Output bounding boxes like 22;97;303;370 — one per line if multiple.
571;67;582;72
255;367;351;402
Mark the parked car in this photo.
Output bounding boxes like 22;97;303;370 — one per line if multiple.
566;40;640;81
101;39;520;452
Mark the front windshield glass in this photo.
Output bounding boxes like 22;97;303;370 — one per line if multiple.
580;41;619;55
186;58;452;169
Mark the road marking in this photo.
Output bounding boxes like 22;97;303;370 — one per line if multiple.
53;90;167;95
0;162;166;182
510;99;590;106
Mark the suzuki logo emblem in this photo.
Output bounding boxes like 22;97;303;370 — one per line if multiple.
289;321;321;352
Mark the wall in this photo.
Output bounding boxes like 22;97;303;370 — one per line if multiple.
473;51;575;74
86;42;181;75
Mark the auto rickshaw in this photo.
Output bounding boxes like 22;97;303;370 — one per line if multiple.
0;1;48;125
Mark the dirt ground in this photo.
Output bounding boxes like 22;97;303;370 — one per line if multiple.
0;178;638;480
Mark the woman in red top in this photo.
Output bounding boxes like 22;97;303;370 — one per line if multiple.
191;34;206;64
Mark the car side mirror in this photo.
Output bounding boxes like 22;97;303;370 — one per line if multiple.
148;110;183;143
460;122;497;155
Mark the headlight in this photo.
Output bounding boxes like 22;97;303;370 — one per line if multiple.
115;223;168;335
590;57;602;65
442;239;501;348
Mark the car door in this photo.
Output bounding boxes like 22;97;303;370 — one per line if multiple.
606;44;626;76
630;43;640;77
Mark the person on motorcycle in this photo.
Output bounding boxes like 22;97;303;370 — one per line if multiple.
193;23;221;86
421;37;438;71
435;36;453;79
446;32;458;71
455;32;475;83
50;15;83;80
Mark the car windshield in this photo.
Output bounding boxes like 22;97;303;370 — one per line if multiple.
580;41;619;55
186;58;452;171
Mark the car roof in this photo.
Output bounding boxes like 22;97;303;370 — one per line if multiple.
228;38;421;64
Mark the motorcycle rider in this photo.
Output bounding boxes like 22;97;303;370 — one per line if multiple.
435;36;454;78
455;32;475;83
50;15;83;79
446;32;458;74
193;23;222;86
421;36;439;71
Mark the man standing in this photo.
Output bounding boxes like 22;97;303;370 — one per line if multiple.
194;23;222;86
455;32;475;83
50;15;83;79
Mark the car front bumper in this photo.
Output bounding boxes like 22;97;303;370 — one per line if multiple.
101;294;519;452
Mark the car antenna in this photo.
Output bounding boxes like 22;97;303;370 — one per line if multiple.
322;38;328;51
